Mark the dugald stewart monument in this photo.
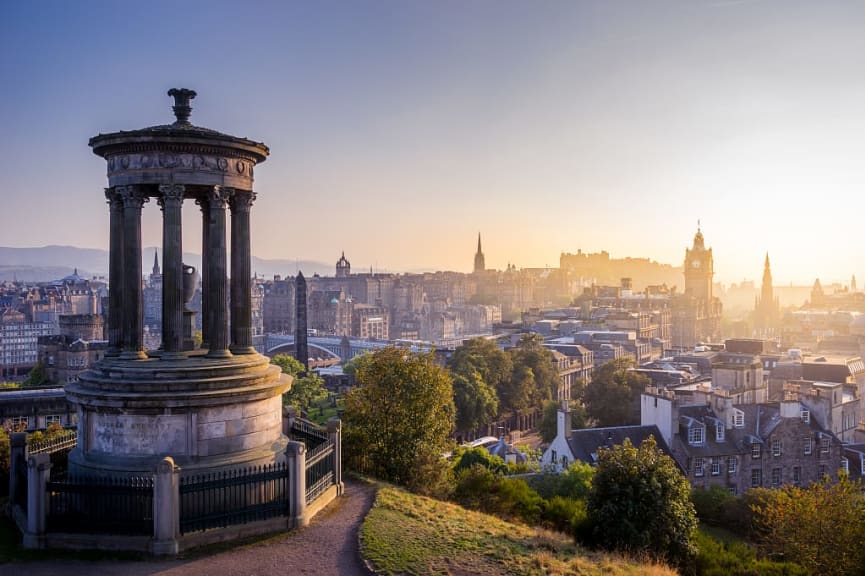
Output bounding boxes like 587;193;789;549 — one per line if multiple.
71;88;290;477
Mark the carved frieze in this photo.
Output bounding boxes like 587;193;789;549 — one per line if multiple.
107;153;253;177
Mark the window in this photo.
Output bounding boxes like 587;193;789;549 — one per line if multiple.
793;466;801;485
711;458;720;476
9;415;29;430
694;458;705;477
841;458;849;474
771;467;781;487
772;439;782;457
820;437;830;454
716;423;725;442
688;426;705;445
818;464;827;478
551;450;557;463
803;437;812;455
801;410;810;424
727;456;737;474
734;409;744;428
751;468;762;487
44;414;62;426
752;442;761;459
728;487;738;496
861;456;865;477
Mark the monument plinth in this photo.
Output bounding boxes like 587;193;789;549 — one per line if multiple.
67;89;290;477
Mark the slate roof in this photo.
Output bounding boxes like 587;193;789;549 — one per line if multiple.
566;425;673;465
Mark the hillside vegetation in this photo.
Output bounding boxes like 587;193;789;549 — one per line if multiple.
360;486;676;576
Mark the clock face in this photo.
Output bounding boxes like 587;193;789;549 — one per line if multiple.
692;259;701;269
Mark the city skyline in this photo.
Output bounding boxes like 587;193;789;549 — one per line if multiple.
2;1;864;285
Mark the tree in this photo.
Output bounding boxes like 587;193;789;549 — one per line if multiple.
271;353;305;377
583;357;648;426
749;474;865;576
452;370;498;436
448;338;512;393
23;360;51;387
538;400;588;444
586;436;697;567
508;334;559;405
342;347;455;495
285;373;328;414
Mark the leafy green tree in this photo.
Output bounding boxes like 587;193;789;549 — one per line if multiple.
583;357;648;426
586;436;697;567
271;353;305;376
452;370;498;436
500;364;535;415
343;347;455;495
452;446;508;475
23;360;51;387
508;334;559;404
538;400;588;444
749;474;865;576
448;338;512;393
285;372;328;413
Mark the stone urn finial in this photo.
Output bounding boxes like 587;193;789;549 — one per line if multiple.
168;88;197;125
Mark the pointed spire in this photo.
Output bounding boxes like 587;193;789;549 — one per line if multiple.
477;232;482;253
152;249;160;276
764;252;770;268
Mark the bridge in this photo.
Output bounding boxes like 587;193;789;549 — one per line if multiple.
264;334;433;362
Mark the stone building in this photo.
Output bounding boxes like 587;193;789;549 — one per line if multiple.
351;304;389;340
642;389;844;494
38;314;107;385
672;226;723;349
0;307;54;379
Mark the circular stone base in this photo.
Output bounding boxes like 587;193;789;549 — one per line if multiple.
65;352;291;478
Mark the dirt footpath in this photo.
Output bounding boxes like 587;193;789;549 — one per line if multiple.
3;479;378;576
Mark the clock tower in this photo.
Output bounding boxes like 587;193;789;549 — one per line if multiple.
684;224;713;301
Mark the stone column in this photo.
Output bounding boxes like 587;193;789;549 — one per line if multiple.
9;432;28;512
158;184;185;359
196;196;210;348
105;187;124;356
206;186;232;358
327;418;344;496
230;190;256;354
285;440;307;528
23;453;51;550
118;185;148;360
152;456;180;555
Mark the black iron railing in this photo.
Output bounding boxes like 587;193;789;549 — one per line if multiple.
179;463;288;534
305;440;335;504
46;475;154;536
289;418;328;449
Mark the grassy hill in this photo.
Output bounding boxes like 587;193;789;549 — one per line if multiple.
360;486;677;576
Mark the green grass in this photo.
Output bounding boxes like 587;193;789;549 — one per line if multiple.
360;486;678;576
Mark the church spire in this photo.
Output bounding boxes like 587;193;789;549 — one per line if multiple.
152;249;160;276
473;233;485;274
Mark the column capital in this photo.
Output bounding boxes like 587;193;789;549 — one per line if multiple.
158;184;185;209
208;186;233;209
229;190;256;213
117;185;150;209
104;187;124;209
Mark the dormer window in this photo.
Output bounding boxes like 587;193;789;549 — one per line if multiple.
688;425;705;445
801;410;810;424
733;409;744;428
716;423;725;442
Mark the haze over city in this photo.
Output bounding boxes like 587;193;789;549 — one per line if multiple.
2;1;864;285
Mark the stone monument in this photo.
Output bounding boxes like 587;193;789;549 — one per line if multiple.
66;88;291;477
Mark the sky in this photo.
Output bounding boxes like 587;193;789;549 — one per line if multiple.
1;0;864;285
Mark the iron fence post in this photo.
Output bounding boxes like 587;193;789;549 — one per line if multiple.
327;418;344;496
8;432;28;513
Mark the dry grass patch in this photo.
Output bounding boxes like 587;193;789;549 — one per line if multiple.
361;486;676;576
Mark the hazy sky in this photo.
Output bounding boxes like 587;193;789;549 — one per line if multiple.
2;1;864;285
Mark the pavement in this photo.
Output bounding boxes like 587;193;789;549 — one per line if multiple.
2;479;378;576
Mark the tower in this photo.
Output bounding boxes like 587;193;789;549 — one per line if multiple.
754;253;780;335
473;233;485;274
152;249;161;277
295;271;308;372
336;251;351;278
684;224;713;301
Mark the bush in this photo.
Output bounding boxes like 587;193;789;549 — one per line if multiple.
691;486;751;533
530;461;594;501
452;446;508;476
542;495;588;534
452;465;544;525
692;529;808;576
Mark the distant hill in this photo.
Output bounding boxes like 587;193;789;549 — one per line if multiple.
0;245;332;282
